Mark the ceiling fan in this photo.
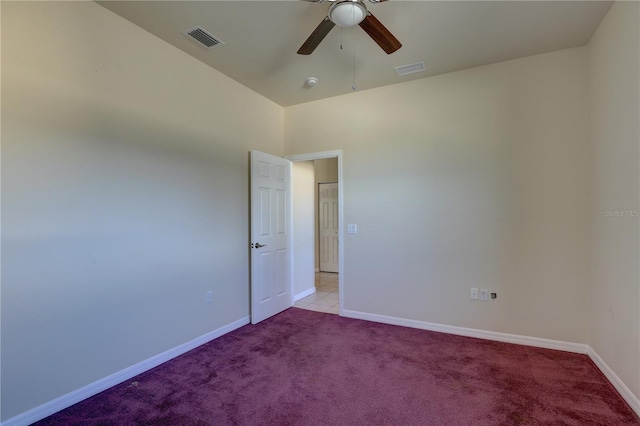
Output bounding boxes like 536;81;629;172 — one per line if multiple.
298;0;402;55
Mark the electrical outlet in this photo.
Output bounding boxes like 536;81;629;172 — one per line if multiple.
480;289;489;302
470;288;478;300
205;290;213;304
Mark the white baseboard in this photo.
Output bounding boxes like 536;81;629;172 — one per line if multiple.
343;309;640;418
2;316;250;426
5;311;639;424
294;287;316;302
342;309;589;353
587;347;640;417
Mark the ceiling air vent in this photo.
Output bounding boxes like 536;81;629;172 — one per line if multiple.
394;61;426;77
183;26;225;49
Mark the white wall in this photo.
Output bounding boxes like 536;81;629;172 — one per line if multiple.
285;47;591;344
1;2;283;420
292;161;315;296
588;1;640;401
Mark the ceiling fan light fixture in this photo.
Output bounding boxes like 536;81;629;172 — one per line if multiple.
329;1;367;28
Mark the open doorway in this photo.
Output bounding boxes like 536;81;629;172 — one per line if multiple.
288;151;343;316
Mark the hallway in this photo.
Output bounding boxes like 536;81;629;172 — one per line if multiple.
293;272;339;314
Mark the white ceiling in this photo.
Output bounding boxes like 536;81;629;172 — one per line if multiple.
97;0;613;107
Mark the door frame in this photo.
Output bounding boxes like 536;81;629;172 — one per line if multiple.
286;150;344;316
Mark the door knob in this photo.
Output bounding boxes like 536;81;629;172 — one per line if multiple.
254;242;267;249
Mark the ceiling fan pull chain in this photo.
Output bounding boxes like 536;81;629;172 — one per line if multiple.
352;6;357;90
352;25;357;90
340;27;343;50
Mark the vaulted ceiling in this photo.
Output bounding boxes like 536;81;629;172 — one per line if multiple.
97;1;613;107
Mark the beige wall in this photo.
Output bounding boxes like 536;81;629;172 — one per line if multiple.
1;2;283;420
285;47;591;343
588;1;640;401
3;0;638;422
315;158;339;184
293;161;316;295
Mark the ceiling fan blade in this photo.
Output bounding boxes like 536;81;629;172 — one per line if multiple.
359;12;402;54
297;17;336;55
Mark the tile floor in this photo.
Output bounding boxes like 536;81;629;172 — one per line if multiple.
294;272;339;315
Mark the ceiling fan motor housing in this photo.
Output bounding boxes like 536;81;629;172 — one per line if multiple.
329;0;367;27
297;0;400;55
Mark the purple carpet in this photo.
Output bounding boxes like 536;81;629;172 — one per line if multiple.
36;308;639;425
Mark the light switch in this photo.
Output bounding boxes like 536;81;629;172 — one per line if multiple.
347;224;358;234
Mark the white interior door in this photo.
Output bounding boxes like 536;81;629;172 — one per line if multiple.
319;182;339;273
250;150;293;324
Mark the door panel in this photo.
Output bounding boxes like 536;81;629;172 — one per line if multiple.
319;182;339;273
251;151;292;324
